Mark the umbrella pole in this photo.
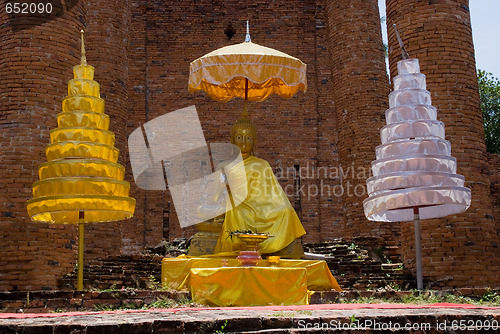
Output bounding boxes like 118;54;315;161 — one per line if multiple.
243;78;249;117
413;207;423;290
77;211;85;291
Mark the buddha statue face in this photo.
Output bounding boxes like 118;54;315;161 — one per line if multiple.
231;115;257;159
233;129;255;156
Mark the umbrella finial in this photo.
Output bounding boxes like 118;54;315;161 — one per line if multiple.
245;20;251;42
80;30;87;65
393;24;409;60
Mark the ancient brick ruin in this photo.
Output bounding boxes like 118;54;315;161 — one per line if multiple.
0;0;498;290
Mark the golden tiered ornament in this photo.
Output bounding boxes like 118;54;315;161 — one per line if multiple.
27;31;135;290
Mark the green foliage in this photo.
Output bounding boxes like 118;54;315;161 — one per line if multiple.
478;69;500;153
215;320;228;334
93;303;142;311
146;275;162;290
271;310;296;318
480;289;500;303
52;308;69;313
147;296;178;309
336;290;500;306
270;310;313;319
91;295;195;312
148;295;194;309
347;243;358;251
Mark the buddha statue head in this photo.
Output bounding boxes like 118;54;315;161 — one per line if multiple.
231;115;257;158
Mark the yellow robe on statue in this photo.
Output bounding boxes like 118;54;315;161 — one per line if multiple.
215;155;306;255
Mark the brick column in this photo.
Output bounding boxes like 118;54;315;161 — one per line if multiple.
84;0;134;257
0;2;85;290
387;0;500;288
488;154;500;237
325;0;395;240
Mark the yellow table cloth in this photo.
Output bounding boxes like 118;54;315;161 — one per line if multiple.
161;257;342;293
190;266;308;306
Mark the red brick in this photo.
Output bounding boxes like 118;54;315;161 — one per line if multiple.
387;0;500;288
0;0;498;291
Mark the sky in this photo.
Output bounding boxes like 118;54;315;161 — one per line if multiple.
378;0;500;79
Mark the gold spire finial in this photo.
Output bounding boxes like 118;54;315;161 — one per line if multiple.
80;30;87;65
245;20;251;43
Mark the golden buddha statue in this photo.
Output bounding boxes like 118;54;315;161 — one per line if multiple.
214;115;306;258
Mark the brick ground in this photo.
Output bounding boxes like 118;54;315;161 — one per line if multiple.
0;303;499;333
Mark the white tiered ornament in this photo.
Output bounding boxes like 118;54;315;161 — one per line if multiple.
364;58;471;222
363;51;471;290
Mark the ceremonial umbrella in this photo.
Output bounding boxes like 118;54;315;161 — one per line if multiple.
188;22;307;110
27;31;135;290
363;30;470;289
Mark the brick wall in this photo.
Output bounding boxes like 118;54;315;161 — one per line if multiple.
314;1;344;240
126;0;345;246
0;0;345;289
0;1;86;290
386;0;500;288
487;153;500;238
83;0;134;259
324;0;399;243
127;0;181;251
0;0;499;291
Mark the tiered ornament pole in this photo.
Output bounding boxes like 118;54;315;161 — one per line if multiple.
413;207;423;290
78;211;84;291
395;25;423;290
77;31;86;292
27;31;135;291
